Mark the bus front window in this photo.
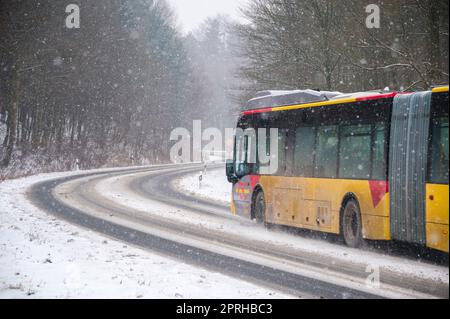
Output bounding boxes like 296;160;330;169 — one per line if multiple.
234;129;257;178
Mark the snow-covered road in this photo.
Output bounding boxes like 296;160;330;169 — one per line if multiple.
0;167;289;299
1;164;448;299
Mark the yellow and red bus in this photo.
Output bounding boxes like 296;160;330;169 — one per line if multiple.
226;86;449;252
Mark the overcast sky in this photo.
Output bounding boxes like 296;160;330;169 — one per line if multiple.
167;0;248;33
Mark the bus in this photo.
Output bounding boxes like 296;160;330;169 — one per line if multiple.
226;86;449;253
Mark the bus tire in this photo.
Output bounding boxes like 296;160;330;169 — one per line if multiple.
253;190;266;224
341;199;363;248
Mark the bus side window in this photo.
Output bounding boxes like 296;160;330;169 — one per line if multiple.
294;127;315;177
314;125;339;178
257;128;274;175
371;123;387;180
339;124;371;179
276;129;288;175
429;116;449;184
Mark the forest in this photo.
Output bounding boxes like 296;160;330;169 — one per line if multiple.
0;0;448;178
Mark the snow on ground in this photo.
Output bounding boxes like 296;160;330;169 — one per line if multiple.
174;166;231;204
0;169;290;299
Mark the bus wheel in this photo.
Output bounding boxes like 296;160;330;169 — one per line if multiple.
341;199;363;248
253;190;266;224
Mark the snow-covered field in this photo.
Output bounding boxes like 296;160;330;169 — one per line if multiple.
175;166;231;204
0;170;289;299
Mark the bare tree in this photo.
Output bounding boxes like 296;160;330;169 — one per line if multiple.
0;0;205;175
235;0;449;103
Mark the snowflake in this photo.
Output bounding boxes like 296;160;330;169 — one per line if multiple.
130;30;140;40
53;57;63;67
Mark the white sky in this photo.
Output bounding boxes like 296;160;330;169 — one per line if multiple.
167;0;248;33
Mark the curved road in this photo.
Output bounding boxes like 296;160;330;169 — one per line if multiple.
27;164;448;299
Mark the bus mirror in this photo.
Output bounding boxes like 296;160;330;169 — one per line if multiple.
226;160;238;183
236;162;252;178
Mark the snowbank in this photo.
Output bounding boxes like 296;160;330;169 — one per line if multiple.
174;167;231;204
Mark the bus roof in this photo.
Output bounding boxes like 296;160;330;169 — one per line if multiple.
245;90;342;111
432;85;449;93
242;86;449;116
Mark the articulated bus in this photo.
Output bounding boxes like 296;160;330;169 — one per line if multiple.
226;86;449;253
